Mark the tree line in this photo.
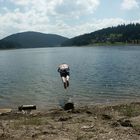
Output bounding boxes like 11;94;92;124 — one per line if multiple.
0;40;21;49
61;23;140;46
1;23;140;49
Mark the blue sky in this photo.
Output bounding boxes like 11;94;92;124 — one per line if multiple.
0;0;140;39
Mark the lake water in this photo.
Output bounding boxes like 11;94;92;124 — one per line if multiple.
0;46;140;109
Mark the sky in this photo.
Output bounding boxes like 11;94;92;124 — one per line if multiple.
0;0;140;39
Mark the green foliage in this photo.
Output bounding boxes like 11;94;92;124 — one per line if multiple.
0;31;68;49
61;23;140;46
0;40;20;49
116;104;140;117
10;116;49;129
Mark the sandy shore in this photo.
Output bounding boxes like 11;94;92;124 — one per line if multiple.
0;101;140;140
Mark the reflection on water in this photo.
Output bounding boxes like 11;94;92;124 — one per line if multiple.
0;46;140;109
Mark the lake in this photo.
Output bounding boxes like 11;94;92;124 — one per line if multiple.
0;46;140;109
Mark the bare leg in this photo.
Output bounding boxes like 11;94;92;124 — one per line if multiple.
64;82;67;89
66;75;70;87
66;81;69;87
61;77;67;89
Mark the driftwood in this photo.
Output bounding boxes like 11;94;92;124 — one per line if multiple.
18;105;36;114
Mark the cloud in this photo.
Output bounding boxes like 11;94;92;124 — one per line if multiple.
10;0;100;17
0;9;139;39
65;18;129;37
55;0;100;18
0;0;140;39
41;18;137;38
0;0;100;39
0;10;49;39
121;0;139;10
10;0;30;6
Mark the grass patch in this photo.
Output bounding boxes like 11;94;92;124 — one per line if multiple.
114;103;140;117
133;124;140;133
10;116;49;129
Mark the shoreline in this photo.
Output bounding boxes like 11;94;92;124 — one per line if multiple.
1;97;140;111
0;101;140;140
0;44;140;50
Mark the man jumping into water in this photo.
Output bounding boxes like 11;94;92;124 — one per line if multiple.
58;63;70;89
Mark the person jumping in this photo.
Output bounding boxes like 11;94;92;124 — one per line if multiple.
58;63;70;89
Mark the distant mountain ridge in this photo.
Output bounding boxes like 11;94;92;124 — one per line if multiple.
1;23;140;49
61;23;140;46
0;31;68;49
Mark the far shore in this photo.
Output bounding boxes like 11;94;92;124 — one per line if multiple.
0;43;140;50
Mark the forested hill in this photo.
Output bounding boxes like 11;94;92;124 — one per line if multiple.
0;31;68;49
61;23;140;46
1;24;140;49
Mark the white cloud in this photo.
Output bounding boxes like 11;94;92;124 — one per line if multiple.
65;18;129;37
10;0;63;14
0;0;140;39
0;9;49;38
121;0;139;10
10;0;31;6
0;9;140;39
10;0;100;17
55;0;100;18
38;18;138;38
0;0;100;39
